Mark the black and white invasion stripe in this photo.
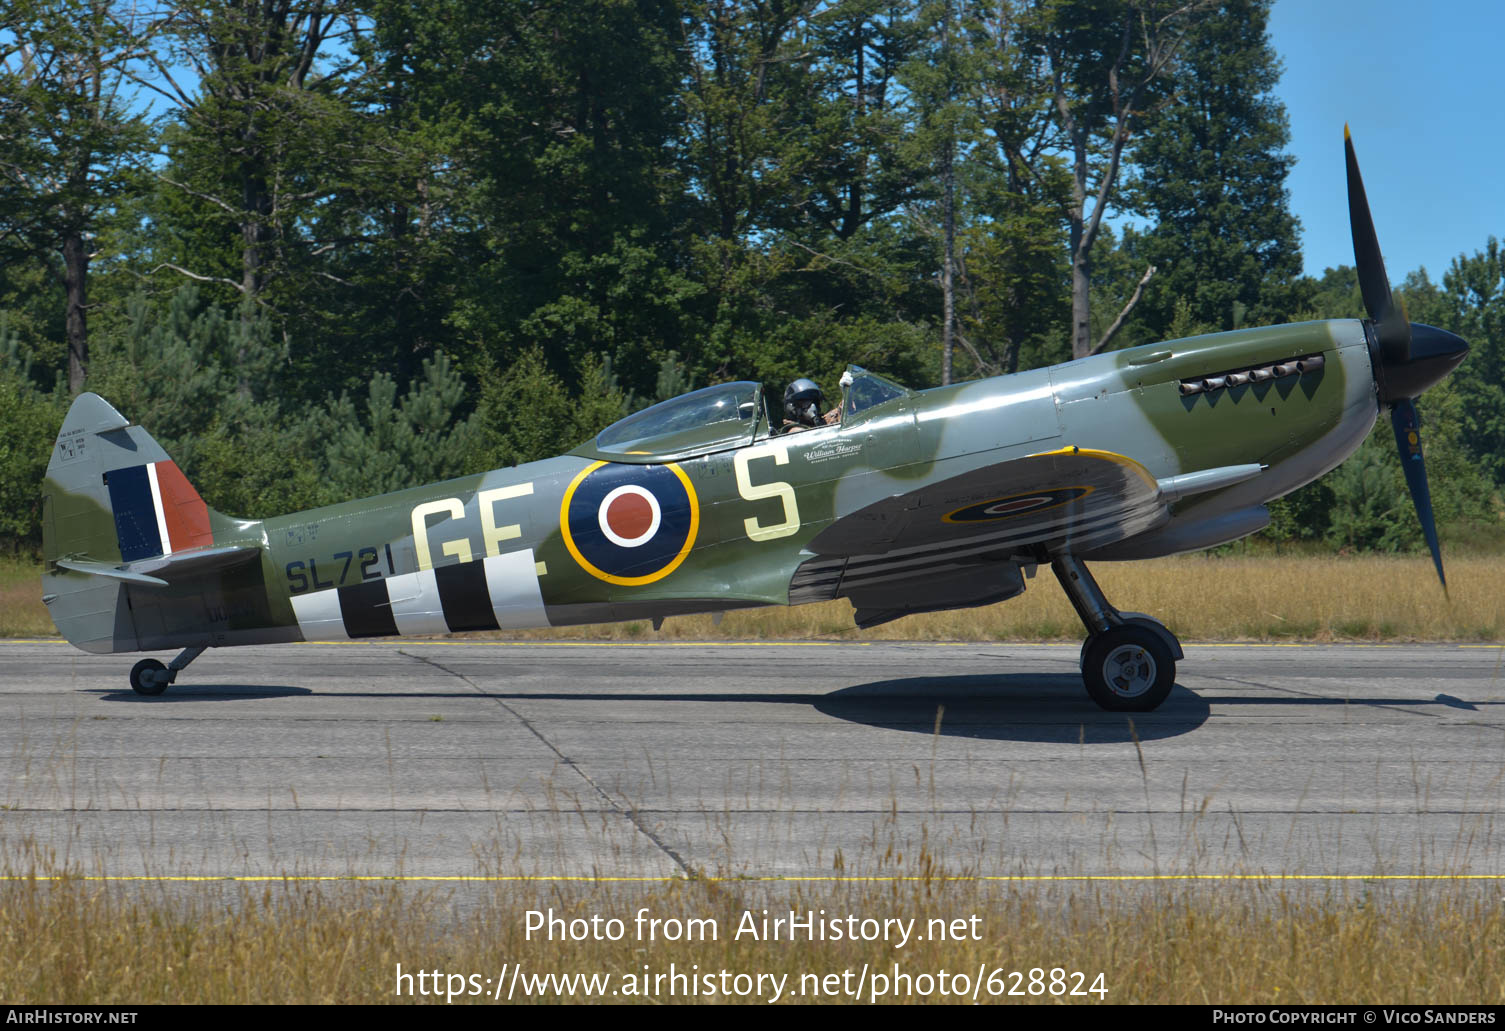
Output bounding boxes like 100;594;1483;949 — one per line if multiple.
290;549;548;640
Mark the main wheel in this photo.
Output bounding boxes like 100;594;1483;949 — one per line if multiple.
129;658;169;697
1081;626;1175;712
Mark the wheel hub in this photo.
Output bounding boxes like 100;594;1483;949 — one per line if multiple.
1102;644;1156;697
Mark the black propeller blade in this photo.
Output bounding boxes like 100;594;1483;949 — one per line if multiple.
1345;125;1411;364
1346;127;1467;589
1389;398;1446;590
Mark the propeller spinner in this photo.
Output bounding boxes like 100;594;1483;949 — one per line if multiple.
1345;126;1469;587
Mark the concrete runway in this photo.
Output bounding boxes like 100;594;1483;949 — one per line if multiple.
1;638;1502;880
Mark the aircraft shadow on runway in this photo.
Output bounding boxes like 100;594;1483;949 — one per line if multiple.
1195;692;1496;712
90;686;314;702
86;673;1214;743
83;680;1491;742
811;675;1209;742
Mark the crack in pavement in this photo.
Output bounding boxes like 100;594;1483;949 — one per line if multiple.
399;649;694;876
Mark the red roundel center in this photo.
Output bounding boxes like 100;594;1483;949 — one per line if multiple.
986;495;1049;516
606;491;655;540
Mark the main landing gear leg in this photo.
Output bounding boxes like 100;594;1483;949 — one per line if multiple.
129;645;206;697
1050;554;1181;712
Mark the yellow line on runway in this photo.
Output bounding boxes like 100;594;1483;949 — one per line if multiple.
8;638;1501;649
3;638;861;648
363;640;861;648
398;640;1486;650
6;874;1505;883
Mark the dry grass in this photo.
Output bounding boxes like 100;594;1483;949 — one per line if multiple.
7;554;1503;642
580;553;1504;643
0;557;55;638
1;869;1501;1003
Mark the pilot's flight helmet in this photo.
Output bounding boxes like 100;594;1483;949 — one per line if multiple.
783;378;824;424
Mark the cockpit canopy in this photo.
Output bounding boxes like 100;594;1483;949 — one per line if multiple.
574;366;912;463
588;381;765;460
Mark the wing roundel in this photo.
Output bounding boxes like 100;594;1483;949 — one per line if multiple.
808;447;1167;559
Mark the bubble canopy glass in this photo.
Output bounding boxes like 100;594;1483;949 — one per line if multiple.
586;381;765;460
576;367;914;463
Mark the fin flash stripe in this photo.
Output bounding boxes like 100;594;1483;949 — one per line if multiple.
106;461;212;561
153;461;213;553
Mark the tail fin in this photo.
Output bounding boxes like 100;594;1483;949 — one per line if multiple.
42;393;225;652
43;393;217;568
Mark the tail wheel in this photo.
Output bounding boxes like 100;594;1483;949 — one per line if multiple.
1082;626;1175;712
129;658;169;697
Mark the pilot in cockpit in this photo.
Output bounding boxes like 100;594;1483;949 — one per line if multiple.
781;378;841;433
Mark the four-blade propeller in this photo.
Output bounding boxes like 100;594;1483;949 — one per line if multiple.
1344;126;1469;588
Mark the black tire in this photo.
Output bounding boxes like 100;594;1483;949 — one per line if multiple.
1081;625;1175;712
129;658;169;697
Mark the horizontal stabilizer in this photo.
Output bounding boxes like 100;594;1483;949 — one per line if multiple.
128;544;261;579
55;559;169;588
54;544;261;590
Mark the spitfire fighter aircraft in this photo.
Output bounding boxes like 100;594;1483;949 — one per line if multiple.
41;132;1468;710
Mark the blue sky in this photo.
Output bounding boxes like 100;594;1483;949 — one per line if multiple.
1268;0;1504;282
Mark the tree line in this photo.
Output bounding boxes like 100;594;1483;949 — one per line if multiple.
1;0;1502;556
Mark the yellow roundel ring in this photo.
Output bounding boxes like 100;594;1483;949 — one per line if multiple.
559;460;700;586
941;485;1095;524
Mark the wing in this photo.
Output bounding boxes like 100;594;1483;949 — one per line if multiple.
791;447;1260;626
810;447;1169;558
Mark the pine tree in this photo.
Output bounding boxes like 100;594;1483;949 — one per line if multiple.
0;0;153;392
1125;0;1301;337
316;352;481;500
